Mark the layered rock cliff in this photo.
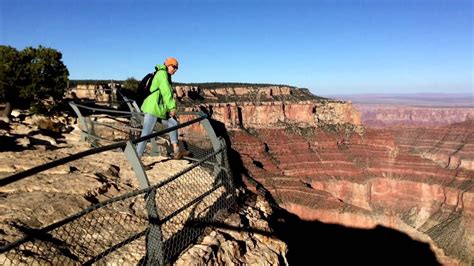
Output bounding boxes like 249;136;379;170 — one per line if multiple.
354;104;474;127
230;124;472;264
176;85;473;265
176;85;361;129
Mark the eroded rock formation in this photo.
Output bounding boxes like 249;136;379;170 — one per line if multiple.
177;85;361;129
175;85;473;264
229;123;472;264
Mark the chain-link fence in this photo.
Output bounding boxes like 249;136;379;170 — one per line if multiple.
1;190;148;265
69;101;220;161
1;101;236;265
69;100;143;147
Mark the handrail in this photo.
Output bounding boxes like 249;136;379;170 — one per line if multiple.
72;99;134;104
73;102;142;115
0;146;224;253
0;98;235;265
0;114;207;187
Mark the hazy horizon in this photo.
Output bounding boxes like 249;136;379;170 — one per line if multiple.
324;91;473;107
323;92;473;97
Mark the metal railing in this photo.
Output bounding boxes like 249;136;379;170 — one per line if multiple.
0;100;236;265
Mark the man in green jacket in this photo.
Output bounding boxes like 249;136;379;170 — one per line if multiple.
136;57;189;159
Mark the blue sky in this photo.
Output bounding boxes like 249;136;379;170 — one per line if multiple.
1;0;472;95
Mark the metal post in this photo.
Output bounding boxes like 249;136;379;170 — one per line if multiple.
220;138;236;199
123;141;164;265
124;141;150;189
132;100;141;113
69;101;89;141
124;98;144;125
198;115;226;176
200;116;221;154
69;101;99;146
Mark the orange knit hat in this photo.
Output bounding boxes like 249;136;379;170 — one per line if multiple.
164;57;179;67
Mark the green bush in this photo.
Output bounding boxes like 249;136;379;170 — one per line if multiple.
0;45;69;113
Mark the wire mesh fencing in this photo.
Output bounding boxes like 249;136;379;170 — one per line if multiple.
69;101;219;162
1;146;235;265
0;189;149;265
157;162;234;262
1;103;236;265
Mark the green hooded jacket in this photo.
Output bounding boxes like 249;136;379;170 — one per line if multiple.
140;64;177;119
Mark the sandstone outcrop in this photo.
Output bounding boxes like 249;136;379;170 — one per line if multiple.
175;194;287;266
66;83;121;102
176;85;361;129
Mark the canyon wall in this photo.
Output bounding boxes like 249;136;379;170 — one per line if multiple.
66;83;121;102
230;122;473;264
177;85;361;129
176;85;473;264
354;104;474;127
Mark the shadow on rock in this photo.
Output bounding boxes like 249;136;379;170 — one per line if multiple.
0;136;31;152
268;201;440;265
0;134;64;152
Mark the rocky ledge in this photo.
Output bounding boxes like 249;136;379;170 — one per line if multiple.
0;116;288;264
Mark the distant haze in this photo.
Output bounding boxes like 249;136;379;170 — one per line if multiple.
324;93;474;107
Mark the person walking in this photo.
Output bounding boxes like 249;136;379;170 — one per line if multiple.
136;57;189;159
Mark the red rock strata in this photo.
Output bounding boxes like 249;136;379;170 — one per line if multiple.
354;104;474;127
178;86;472;264
177;85;361;129
389;119;474;171
230;120;473;264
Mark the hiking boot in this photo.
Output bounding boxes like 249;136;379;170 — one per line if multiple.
173;149;190;160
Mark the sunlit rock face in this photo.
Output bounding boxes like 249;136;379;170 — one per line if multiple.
175;85;473;264
186;101;360;129
178;85;362;129
66;83;123;104
68;84;112;101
